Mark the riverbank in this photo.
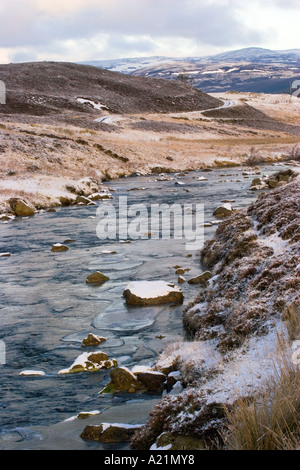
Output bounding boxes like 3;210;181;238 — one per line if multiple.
131;170;300;450
1;91;299;215
0;165;299;451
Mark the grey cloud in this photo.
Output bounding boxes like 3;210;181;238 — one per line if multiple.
0;0;268;50
106;36;157;56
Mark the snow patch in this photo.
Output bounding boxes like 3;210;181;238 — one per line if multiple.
77;98;108;110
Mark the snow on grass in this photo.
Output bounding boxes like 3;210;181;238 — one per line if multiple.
202;322;284;405
76;98;109;110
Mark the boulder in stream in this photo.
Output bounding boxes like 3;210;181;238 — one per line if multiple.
213;203;233;218
80;423;142;443
76;195;94;205
123;281;183;305
51;243;69;252
9;198;35;217
86;271;110;285
100;366;167;394
81;333;107;348
58;351;117;374
188;271;213;285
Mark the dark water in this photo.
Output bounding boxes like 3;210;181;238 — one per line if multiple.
0;164;286;447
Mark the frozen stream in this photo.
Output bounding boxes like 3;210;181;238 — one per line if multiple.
0;164;288;449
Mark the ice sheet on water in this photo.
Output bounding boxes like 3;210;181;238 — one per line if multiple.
93;314;155;332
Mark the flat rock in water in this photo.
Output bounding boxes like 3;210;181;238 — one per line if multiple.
58;351;117;374
51;243;69;252
188;271;213;285
109;367;141;392
89;192;113;200
86;271;109;285
213;203;233;218
133;370;166;392
59;196;75;206
123;280;183;305
75;195;93;205
80;423;141;443
10;199;35;217
76;410;100;420
81;333;107;348
19;370;46;376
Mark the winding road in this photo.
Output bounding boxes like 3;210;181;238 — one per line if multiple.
93;99;238;125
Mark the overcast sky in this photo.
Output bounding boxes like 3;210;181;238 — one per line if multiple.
0;0;299;63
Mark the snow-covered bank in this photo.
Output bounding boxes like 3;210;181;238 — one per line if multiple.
131;171;300;450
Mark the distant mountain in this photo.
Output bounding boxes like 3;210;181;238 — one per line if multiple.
80;56;175;74
202;47;300;64
82;47;300;94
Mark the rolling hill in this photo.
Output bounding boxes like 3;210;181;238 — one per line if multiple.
0;61;222;128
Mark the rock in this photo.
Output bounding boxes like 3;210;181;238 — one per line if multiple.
59;196;75;206
175;268;185;275
0;252;11;257
89;192;113;200
9;199;35;217
76;195;93;205
213;203;233;218
178;275;186;283
249;178;268;191
166;371;182;391
251;177;262;187
267;179;278;189
47;208;56;213
266;169;298;189
51;243;69;252
101;366;166;394
81;333;107;348
133;370;166;392
123;281;183;306
188;271;213;285
80;423;141;443
86;271;109;285
169;381;184;395
58;351;117;374
77;410;100;419
19;370;46;377
0;214;12;221
197;176;208;181
292;143;300;160
108;367;141;393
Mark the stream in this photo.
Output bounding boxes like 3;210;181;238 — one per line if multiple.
0;163;288;449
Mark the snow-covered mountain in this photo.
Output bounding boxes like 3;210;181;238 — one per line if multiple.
81;47;300;94
81;47;300;73
80;56;178;74
203;47;300;64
